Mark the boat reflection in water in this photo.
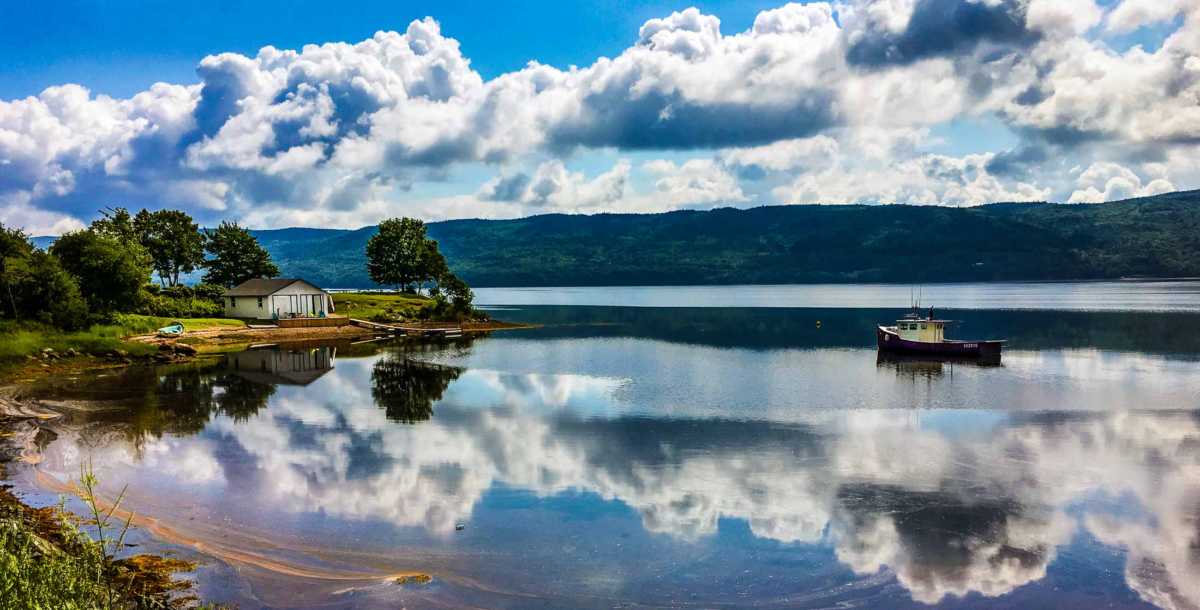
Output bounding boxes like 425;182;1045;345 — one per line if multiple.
876;351;1002;380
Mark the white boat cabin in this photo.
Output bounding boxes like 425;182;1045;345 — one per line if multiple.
893;316;948;343
223;278;335;320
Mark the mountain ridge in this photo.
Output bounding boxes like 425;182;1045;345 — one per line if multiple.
31;190;1200;288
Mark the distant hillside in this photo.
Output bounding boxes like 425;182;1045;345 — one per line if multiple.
32;190;1200;288
255;190;1200;288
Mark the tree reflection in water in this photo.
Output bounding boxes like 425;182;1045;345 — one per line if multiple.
370;355;462;423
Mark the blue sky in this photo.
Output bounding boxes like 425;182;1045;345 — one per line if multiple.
1;0;1197;233
0;1;789;98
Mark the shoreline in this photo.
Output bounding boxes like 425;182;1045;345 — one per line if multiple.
0;313;528;607
127;319;530;350
0;386;439;609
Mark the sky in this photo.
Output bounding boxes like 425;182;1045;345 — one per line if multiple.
1;0;1198;234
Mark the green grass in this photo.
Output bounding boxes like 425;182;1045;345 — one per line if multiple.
0;315;245;367
0;470;219;609
0;510;113;609
332;292;429;322
110;314;245;335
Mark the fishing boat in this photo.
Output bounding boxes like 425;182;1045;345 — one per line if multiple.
876;307;1004;361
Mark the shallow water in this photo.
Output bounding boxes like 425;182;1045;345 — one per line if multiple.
9;292;1200;609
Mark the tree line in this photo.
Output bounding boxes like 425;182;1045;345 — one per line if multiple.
0;208;279;329
1;209;478;330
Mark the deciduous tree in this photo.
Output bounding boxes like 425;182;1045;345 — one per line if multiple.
133;209;205;286
366;218;434;292
50;230;150;314
202;222;279;288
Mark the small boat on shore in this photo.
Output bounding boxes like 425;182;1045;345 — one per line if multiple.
876;308;1004;361
156;322;184;337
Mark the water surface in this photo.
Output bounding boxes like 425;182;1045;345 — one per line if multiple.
475;279;1200;311
8;291;1200;609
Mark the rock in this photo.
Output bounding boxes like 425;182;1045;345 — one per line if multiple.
115;349;128;358
173;343;198;356
41;347;54;354
158;343;173;352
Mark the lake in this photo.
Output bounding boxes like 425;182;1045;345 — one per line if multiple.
6;282;1200;609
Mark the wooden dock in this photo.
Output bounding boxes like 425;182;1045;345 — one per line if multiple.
349;319;464;339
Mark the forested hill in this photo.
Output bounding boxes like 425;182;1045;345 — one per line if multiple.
247;190;1200;288
34;190;1197;288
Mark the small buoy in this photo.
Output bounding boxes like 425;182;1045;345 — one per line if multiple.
815;320;822;328
455;522;466;531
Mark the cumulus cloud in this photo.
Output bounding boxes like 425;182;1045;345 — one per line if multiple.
478;159;631;210
37;351;1200;607
1067;161;1175;203
2;0;1199;232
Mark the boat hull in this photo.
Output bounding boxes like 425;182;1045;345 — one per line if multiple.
876;326;1003;361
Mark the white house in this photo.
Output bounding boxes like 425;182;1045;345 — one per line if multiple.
223;278;334;320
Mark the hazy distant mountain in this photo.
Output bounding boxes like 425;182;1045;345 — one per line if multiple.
34;190;1200;288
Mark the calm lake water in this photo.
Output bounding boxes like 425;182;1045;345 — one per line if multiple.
475;279;1200;311
8;282;1200;609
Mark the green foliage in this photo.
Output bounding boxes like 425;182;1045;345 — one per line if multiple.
135;294;223;318
132;209;206;287
0;224;89;330
0;500;111;609
441;273;474;311
0;464;216;609
137;284;224;317
91;207;140;245
202;221;279;288
258;190;1200;287
50;230;150;315
21;251;90;330
366;218;441;292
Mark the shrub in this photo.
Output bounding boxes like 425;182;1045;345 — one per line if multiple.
50;230;150;315
135;293;223;318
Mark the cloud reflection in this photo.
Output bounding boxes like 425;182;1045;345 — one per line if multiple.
35;352;1200;607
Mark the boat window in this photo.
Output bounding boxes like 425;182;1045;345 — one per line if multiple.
919;323;927;329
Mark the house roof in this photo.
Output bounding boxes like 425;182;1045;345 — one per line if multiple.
224;278;323;296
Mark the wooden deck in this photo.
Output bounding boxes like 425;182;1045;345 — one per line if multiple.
349;319;464;338
277;316;350;329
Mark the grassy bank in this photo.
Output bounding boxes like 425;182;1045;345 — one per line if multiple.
0;315;245;371
331;292;430;321
0;478;205;609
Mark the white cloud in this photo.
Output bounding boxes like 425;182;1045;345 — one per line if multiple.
478;159;631;210
1;0;1199;231
1067;161;1175;203
1105;0;1191;34
772;149;1050;205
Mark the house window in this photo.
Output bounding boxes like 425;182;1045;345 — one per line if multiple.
257;297;263;308
230;297;237;307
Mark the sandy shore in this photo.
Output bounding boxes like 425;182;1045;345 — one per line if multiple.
126;319;529;351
